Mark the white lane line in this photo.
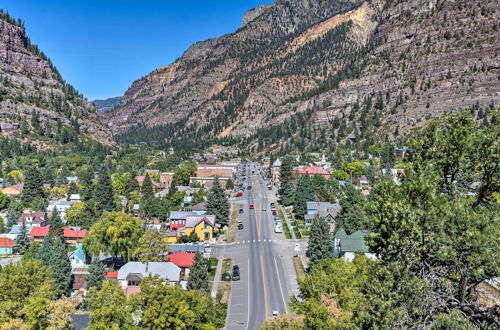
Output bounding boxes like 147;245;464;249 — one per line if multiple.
274;258;289;314
258;240;261;242
253;240;255;243
237;242;240;244
246;258;250;330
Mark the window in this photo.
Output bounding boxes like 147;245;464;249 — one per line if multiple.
128;280;140;286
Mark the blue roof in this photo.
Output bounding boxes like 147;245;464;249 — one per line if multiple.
73;248;85;262
9;224;21;234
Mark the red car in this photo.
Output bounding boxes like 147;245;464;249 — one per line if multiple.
249;204;254;209
235;192;243;197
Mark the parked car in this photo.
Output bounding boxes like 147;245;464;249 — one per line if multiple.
237;223;244;230
239;208;244;214
232;265;240;281
249;204;254;209
235;192;243;197
274;225;283;233
247;186;252;190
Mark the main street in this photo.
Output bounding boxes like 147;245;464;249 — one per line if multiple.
211;163;305;330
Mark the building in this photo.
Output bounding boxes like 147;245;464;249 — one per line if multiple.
159;172;174;188
190;176;229;188
294;166;330;179
117;262;181;294
166;215;216;243
196;164;235;178
191;202;207;215
0;237;14;256
69;247;87;269
71;267;89;291
271;159;282;183
333;229;376;261
30;226;87;246
66;177;79;184
304;201;341;227
0;183;24;196
169;211;197;231
47;199;75;219
169;244;205;254
167;252;196;280
18;211;47;227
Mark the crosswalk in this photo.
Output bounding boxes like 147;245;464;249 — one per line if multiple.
235;239;272;244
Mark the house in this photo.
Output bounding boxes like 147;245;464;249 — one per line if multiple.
69;194;82;202
71;267;89;291
169;211;197;231
305;201;341;226
166;215;216;243
18;211;47;228
333;229;376;261
66;177;79;184
30;226;87;246
47;199;75;219
117;262;181;294
70;247;87;269
167;252;196;280
105;272;118;280
0;183;24;196
0;237;14;256
169;243;205;254
132;204;140;216
191;203;207;215
159;172;174;188
190;176;229;187
358;175;369;186
294;166;331;179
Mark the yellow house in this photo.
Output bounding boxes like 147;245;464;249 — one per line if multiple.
165;215;216;243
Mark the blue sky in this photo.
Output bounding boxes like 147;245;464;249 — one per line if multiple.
2;0;274;100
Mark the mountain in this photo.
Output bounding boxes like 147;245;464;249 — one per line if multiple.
0;10;114;148
93;96;122;114
107;0;499;153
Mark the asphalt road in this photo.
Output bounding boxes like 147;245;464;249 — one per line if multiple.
212;163;295;330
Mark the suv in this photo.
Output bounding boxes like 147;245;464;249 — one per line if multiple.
239;208;244;214
232;265;240;281
237;223;244;230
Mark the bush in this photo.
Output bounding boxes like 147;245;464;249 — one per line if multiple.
221;272;231;281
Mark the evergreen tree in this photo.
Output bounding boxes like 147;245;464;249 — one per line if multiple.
55;164;70;186
14;222;31;254
0;216;6;233
141;173;154;198
337;182;367;234
128;173;139;196
49;208;64;238
67;181;78;201
280;156;295;205
42;166;55;186
293;174;315;219
6;199;22;230
308;216;332;268
186;252;209;293
93;169;115;212
86;257;106;291
80;167;95;200
48;236;72;296
21;166;43;206
205;178;229;226
381;143;395;169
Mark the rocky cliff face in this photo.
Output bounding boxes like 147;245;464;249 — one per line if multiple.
0;11;113;147
108;0;499;152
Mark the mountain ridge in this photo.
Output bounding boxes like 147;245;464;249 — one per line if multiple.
0;10;114;148
107;0;499;153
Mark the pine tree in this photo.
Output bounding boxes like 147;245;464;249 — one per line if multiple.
21;165;43;206
280;156;295;205
205;178;229;226
293;174;315;219
48;236;72;296
42;166;55;186
14;222;31;254
6;199;22;230
141;174;154;198
186;252;209;293
308;216;333;268
49;208;64;238
0;216;6;234
86;256;106;291
94;169;115;212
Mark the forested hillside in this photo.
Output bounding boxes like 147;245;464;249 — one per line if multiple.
109;0;499;154
0;10;114;150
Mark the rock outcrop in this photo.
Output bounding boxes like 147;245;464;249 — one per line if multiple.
0;10;114;147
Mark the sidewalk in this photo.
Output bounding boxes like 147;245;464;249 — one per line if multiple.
279;204;296;240
210;257;223;298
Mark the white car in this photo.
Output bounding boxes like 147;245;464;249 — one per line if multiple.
274;225;283;233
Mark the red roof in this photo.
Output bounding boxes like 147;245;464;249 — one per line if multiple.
30;226;87;238
105;271;118;279
0;237;14;248
167;252;196;268
296;166;329;176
